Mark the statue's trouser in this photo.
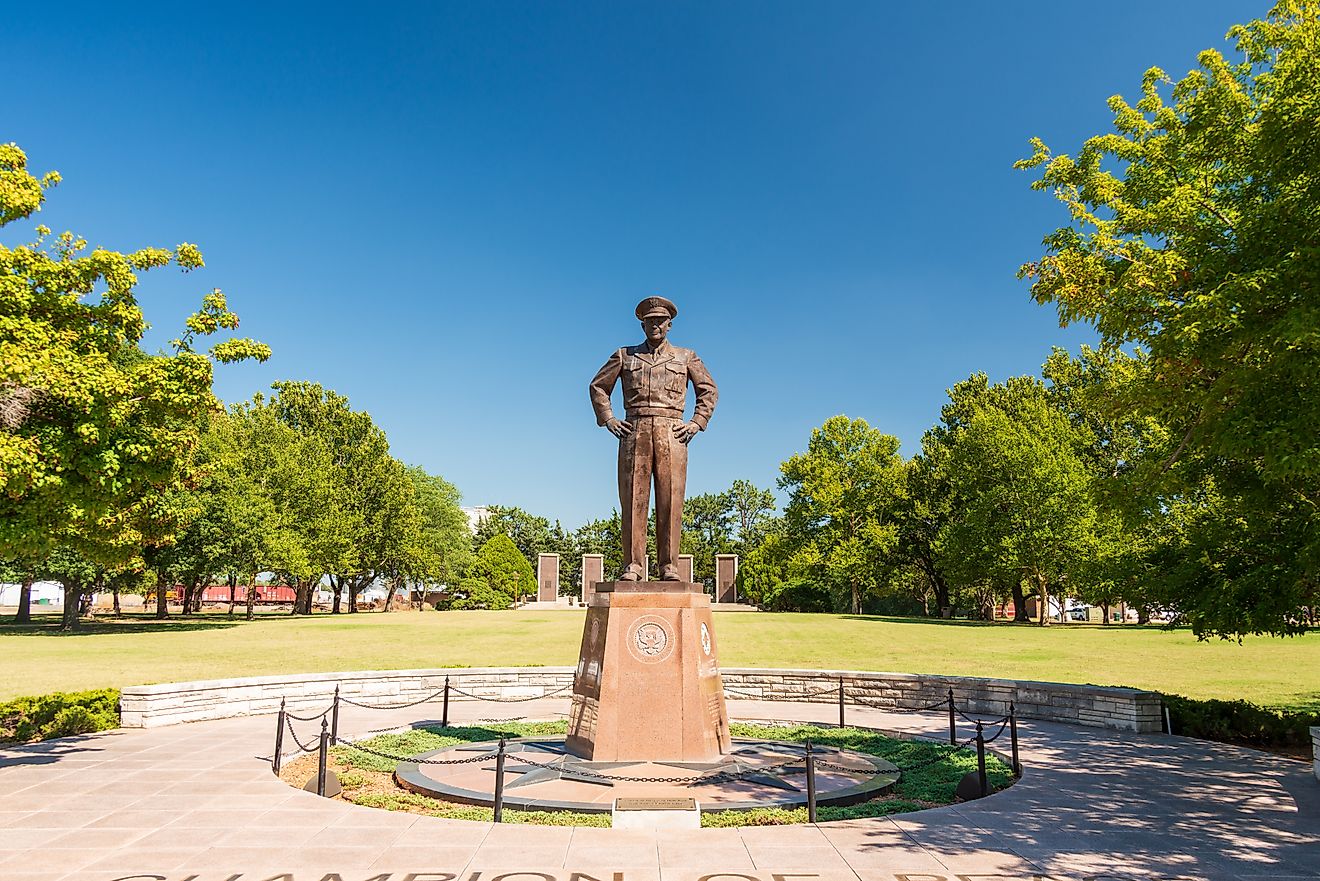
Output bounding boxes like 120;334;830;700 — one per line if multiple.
618;415;686;576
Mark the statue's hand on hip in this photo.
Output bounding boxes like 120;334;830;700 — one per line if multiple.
605;418;633;438
673;421;700;444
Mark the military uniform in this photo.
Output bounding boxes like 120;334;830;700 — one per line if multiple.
589;299;717;581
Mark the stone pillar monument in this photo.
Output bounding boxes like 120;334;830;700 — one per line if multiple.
571;296;729;762
715;554;738;604
537;554;560;603
677;554;694;584
581;554;604;606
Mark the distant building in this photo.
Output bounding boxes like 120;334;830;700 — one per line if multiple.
0;581;64;606
461;505;492;534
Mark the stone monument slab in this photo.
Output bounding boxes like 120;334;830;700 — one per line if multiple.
678;554;694;584
581;553;604;606
715;554;738;603
537;553;560;603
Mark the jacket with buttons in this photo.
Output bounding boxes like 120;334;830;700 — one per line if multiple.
589;341;718;430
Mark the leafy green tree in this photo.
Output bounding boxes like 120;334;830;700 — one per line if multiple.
939;384;1098;626
474;505;573;592
725;479;776;549
779;415;907;614
1016;3;1320;635
404;465;471;594
0;144;269;629
458;534;534;609
681;492;735;586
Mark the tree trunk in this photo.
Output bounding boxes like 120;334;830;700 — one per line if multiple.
292;581;308;615
1100;601;1110;625
850;582;861;615
382;578;398;612
60;579;83;632
14;576;33;624
227;573;237;617
1137;605;1150;625
112;585;121;616
1037;575;1050;627
302;581;315;615
245;578;256;621
331;575;342;614
155;572;170;619
1011;579;1029;623
349;581;359;613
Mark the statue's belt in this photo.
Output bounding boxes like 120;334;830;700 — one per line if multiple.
625;407;685;420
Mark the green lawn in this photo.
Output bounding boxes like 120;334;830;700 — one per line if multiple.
1;609;1316;710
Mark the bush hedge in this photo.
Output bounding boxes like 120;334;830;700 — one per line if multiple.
0;689;120;743
1162;692;1319;749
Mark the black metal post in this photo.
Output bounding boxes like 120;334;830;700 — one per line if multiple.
317;717;330;797
837;677;845;729
975;721;988;798
272;697;287;775
805;738;818;823
441;676;450;728
1009;702;1021;777
493;736;507;822
330;685;340;746
948;688;957;745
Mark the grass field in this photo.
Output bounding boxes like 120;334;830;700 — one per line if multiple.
1;609;1316;710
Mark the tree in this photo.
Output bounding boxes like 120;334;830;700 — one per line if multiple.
458;534;534;610
939;386;1098;626
681;492;734;586
725;479;776;549
473;505;573;592
779;416;907;614
403;465;471;602
1016;3;1320;636
0;144;269;629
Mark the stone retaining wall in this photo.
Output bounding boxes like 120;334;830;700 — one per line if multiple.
118;667;1163;732
1312;726;1319;782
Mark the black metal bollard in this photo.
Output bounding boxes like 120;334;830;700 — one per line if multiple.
272;697;287;775
837;677;846;729
1009;702;1021;777
317;717;330;797
441;676;450;728
493;735;507;822
804;739;818;824
330;685;340;746
975;721;988;799
948;688;957;745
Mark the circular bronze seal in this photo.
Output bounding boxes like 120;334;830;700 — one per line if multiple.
627;615;676;663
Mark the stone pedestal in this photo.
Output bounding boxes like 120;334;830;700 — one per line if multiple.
581;554;604;605
537;554;560;602
715;554;738;603
567;582;730;762
677;554;694;584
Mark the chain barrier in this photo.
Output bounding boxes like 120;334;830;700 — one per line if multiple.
335;739;502;766
955;705;1011;726
504;751;805;785
981;716;1011;744
850;695;952;714
339;686;449;711
283;716;322;755
448;683;575;703
284;707;331;722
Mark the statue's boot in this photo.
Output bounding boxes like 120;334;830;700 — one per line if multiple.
659;564;681;581
619;564;644;582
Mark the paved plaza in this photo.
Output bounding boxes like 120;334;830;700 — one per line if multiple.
2;697;1318;881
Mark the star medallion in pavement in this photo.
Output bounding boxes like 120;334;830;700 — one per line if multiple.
487;756;648;789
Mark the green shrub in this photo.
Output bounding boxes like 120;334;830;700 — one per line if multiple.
0;689;120;743
1161;693;1319;748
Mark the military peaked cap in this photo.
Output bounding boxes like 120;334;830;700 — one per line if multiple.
635;296;678;320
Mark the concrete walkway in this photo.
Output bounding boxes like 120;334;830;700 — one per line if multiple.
2;697;1317;881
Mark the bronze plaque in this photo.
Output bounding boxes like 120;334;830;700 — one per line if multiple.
615;797;697;811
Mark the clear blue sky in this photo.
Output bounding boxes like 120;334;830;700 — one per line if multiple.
7;1;1255;527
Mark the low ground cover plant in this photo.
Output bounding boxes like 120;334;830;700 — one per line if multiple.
278;719;1013;827
0;689;120;743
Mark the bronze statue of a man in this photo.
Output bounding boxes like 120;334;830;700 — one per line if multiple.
589;297;717;581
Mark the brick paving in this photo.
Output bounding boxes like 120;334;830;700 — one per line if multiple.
1;697;1317;881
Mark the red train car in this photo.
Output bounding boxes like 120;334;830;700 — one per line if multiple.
149;584;298;605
